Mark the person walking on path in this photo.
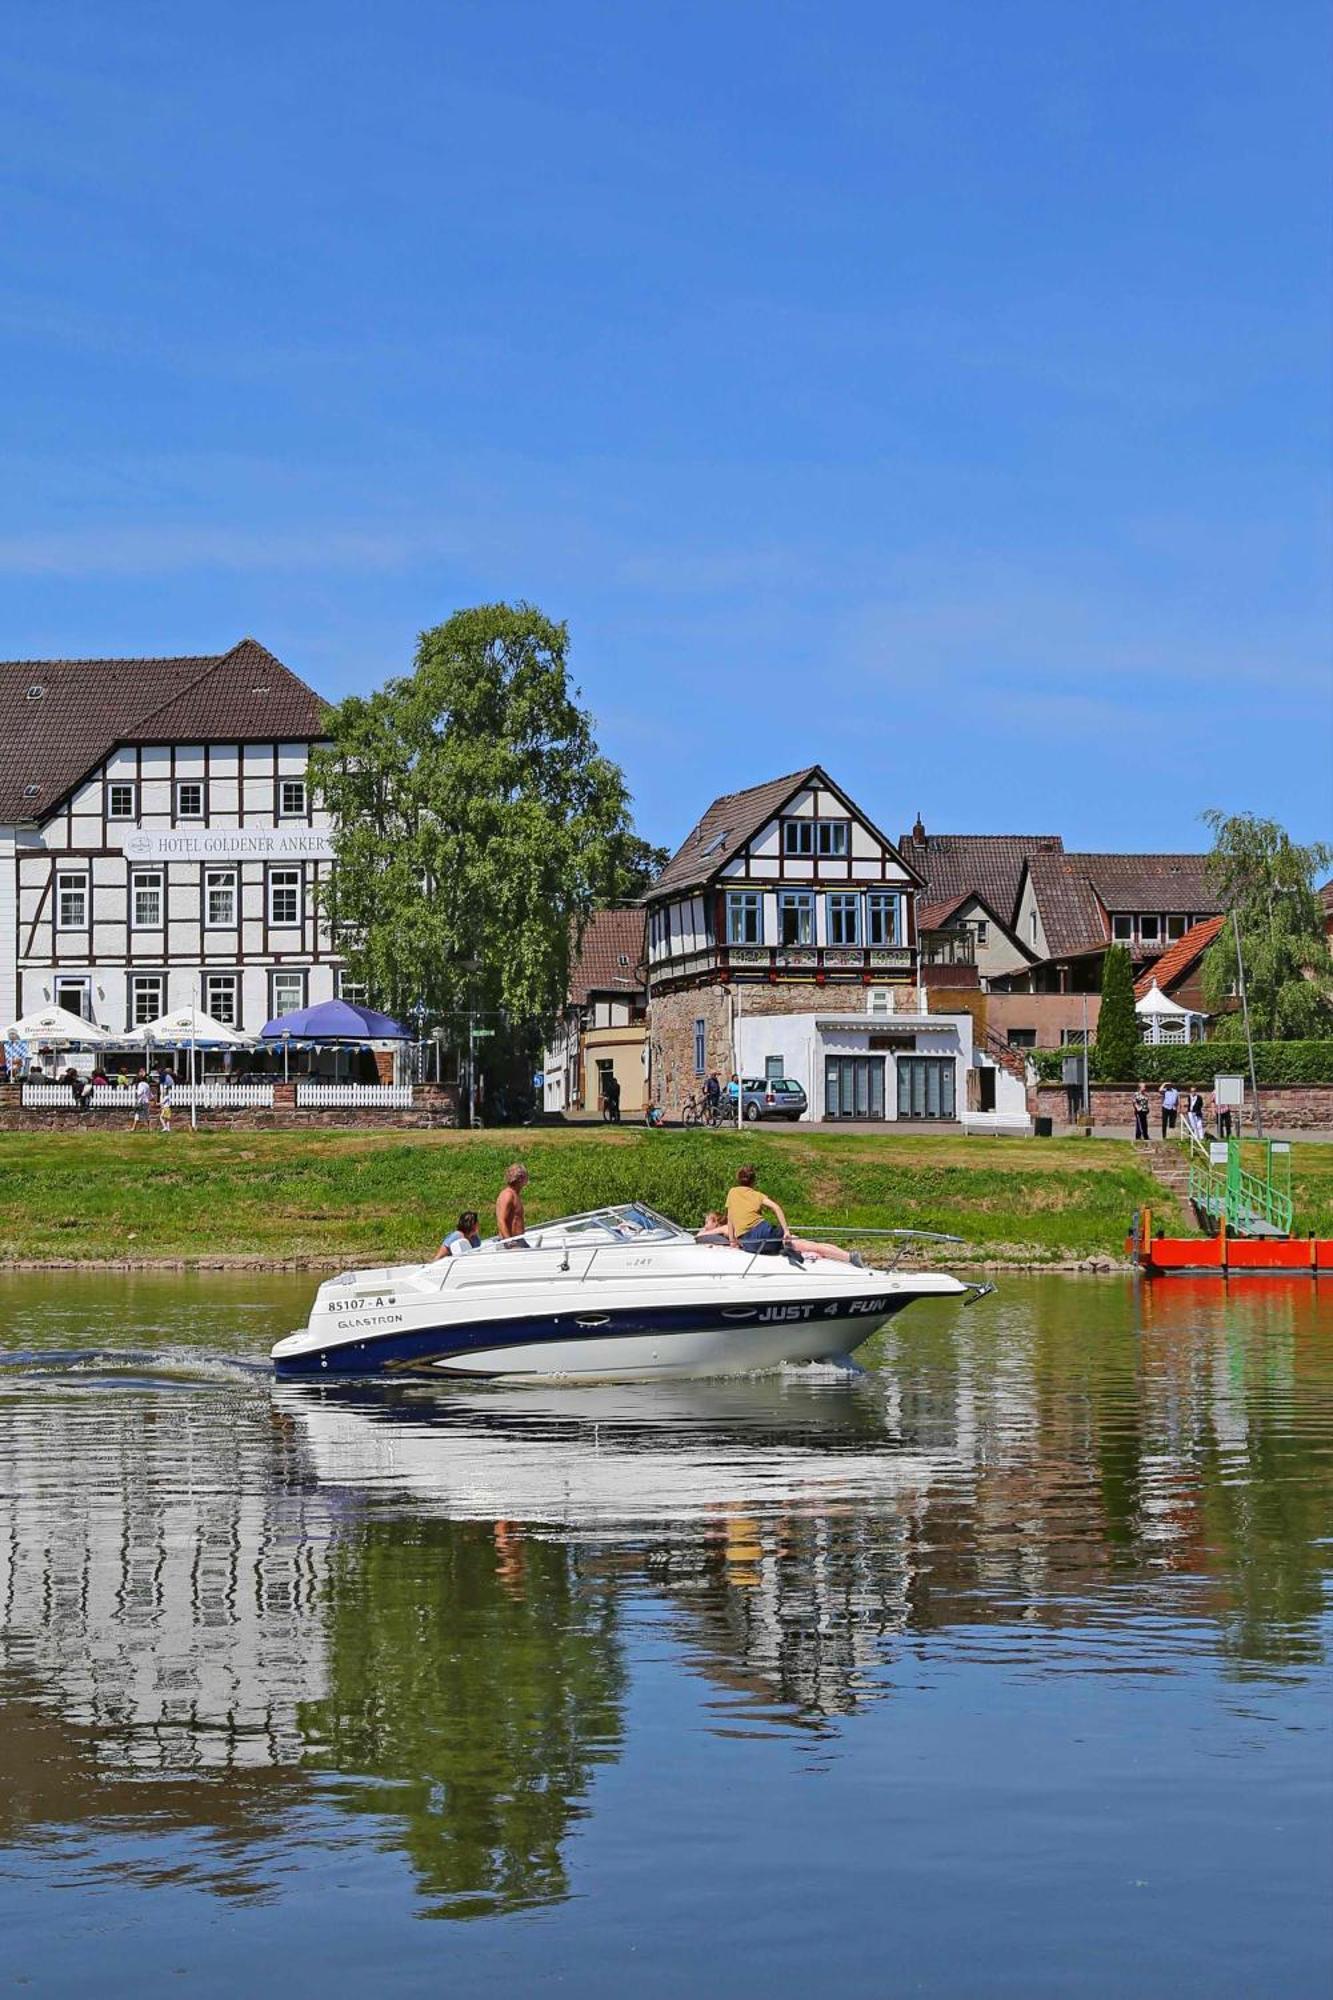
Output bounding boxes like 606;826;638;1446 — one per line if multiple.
1187;1089;1206;1143
131;1072;152;1131
602;1071;621;1124
1132;1084;1150;1142
157;1072;174;1134
1159;1082;1179;1140
704;1072;722;1123
496;1164;529;1241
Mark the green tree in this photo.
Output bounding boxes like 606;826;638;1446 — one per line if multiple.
1200;810;1333;1040
312;604;635;1027
603;833;669;903
1095;942;1139;1080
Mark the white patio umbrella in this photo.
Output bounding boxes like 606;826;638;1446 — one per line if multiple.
9;1005;113;1045
125;1004;250;1048
126;1005;251;1128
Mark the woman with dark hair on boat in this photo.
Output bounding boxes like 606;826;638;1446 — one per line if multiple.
434;1211;482;1260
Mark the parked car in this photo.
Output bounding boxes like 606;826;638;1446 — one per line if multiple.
726;1075;808;1122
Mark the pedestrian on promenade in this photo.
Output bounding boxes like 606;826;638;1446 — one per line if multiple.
158;1072;174;1135
602;1071;621;1124
1132;1083;1150;1142
496;1163;529;1241
1159;1081;1179;1140
1187;1089;1206;1142
1213;1091;1233;1140
131;1072;152;1131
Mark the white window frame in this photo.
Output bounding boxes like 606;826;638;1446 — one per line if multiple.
107;782;137;821
1139;914;1161;944
1112;915;1134;941
269;970;306;1017
777;890;814;946
726;892;762;946
131;870;164;929
205;868;237;928
868;987;892;1015
826;892;860;946
866;892;899;947
278;778;307;819
693;1018;706;1073
268;866;303;928
203;973;239;1026
1165;915;1187;941
130;973;165;1028
56;871;88;931
336;968;369;1007
175;780;205;820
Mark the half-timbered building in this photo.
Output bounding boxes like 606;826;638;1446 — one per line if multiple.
0;639;341;1037
642;768;1005;1123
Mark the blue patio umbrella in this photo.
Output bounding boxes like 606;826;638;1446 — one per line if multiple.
258;998;413;1084
258;1000;411;1041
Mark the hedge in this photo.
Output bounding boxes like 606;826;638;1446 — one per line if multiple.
1030;1040;1333;1086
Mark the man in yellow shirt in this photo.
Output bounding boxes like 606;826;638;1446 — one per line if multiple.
725;1163;792;1255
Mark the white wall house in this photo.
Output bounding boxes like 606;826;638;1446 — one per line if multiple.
0;640;342;1037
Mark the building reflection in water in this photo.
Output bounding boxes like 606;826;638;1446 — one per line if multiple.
0;1276;1327;1913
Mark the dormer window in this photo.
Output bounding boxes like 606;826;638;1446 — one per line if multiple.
25;684;45;701
1139;915;1161;943
1112;915;1134;941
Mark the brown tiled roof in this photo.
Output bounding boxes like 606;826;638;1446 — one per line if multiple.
649;767;819;898
898;832;1064;924
1066;852;1219;918
1319;879;1333;914
1026;850;1109;957
1134;916;1225;1000
919;894;969;930
0;639;327;822
568;908;646;1006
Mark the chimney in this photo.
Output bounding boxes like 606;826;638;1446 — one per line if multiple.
912;813;926;845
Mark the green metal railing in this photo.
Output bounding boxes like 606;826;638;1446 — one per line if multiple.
1184;1132;1293;1238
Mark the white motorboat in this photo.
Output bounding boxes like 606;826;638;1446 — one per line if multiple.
270;1203;980;1382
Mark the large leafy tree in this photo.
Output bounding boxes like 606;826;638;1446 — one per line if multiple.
1095;942;1139;1079
1200;810;1333;1040
313;604;634;1026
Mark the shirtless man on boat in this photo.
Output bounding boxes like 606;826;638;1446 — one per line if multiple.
496;1163;529;1242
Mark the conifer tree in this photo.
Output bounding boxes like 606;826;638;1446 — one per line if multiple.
1095;943;1139;1080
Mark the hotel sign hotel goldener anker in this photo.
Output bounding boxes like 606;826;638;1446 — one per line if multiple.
0;639;346;1038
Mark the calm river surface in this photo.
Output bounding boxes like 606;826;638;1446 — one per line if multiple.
0;1272;1329;1997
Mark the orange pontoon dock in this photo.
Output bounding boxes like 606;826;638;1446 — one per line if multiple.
1130;1215;1333;1277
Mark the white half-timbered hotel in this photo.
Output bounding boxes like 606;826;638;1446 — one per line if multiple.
0;639;346;1038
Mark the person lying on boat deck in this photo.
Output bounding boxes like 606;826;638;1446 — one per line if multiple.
697;1210;865;1266
433;1210;482;1260
724;1165;793;1255
496;1164;530;1243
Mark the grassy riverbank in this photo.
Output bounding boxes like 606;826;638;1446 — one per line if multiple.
0;1127;1176;1269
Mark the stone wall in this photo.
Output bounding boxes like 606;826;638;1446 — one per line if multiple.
648;981;876;1117
0;1082;462;1132
1035;1083;1333;1132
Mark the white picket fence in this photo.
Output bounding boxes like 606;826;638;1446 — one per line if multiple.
296;1083;414;1108
21;1082;274;1110
170;1084;275;1109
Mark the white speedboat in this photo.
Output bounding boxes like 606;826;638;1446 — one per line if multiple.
270;1203;978;1382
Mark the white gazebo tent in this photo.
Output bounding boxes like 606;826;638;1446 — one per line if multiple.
1136;981;1206;1045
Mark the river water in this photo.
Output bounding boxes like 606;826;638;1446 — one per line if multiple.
0;1271;1328;1997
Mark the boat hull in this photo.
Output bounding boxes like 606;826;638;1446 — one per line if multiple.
271;1288;941;1381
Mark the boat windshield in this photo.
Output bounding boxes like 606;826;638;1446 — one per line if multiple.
530;1203;688;1244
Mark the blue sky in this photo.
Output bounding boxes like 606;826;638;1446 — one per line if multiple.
3;1;1329;853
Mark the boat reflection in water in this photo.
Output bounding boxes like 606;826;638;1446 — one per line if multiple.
1;1273;1329;1927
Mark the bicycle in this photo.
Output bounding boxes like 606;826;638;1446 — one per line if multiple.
681;1094;704;1127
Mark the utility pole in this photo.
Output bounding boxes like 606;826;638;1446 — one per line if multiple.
1232;910;1263;1140
1081;993;1090;1119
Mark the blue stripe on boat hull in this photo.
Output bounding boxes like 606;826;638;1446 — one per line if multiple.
273;1296;910;1378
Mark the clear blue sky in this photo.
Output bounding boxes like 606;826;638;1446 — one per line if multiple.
4;1;1329;854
